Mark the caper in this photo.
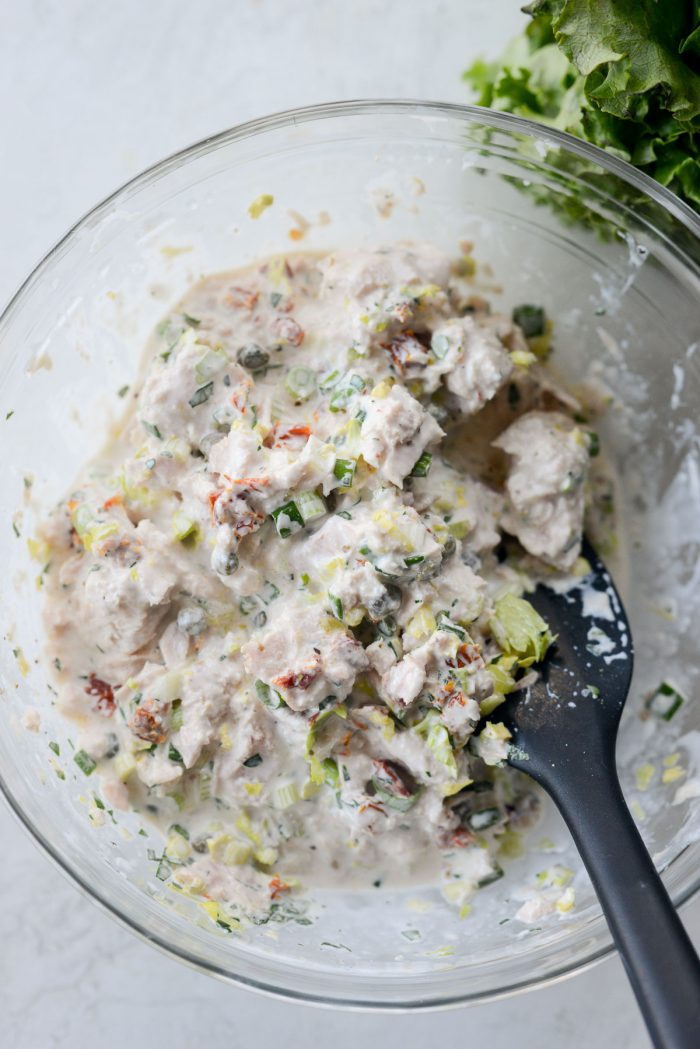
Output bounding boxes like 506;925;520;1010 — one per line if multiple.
237;343;269;373
415;556;442;581
367;583;402;621
211;547;239;576
441;535;457;561
177;607;207;636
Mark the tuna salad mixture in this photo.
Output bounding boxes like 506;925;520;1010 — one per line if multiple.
40;245;600;926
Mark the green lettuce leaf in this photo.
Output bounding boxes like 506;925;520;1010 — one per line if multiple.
464;0;700;212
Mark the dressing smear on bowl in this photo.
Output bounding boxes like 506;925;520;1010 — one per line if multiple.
39;245;607;928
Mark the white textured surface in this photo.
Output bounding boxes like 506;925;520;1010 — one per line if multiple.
1;2;698;1046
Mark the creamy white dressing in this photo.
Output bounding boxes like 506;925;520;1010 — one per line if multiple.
40;245;596;926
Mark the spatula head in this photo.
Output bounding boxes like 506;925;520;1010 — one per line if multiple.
503;539;634;788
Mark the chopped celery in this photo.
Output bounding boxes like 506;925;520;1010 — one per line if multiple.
333;457;356;487
410;451;433;477
285;365;317;401
414;711;457;776
491;593;553;664
272;781;300;809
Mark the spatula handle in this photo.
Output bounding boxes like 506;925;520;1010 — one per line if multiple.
549;757;700;1049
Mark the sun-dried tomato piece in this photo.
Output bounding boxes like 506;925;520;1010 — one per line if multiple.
271;315;304;346
224;286;259;310
271;666;319;691
380;332;429;374
85;673;117;716
130;702;167;744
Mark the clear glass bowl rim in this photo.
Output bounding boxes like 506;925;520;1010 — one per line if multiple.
1;98;699;1011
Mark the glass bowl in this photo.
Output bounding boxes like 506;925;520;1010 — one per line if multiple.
1;100;699;1009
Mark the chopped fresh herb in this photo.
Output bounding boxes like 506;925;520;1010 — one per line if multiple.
117;385;130;398
270;292;282;307
244;753;263;767
23;476;33;489
12;522;19;538
404;554;425;566
183;312;201;328
49;741;60;756
239;595;258;615
410;451;432;477
333;457;357;487
142;420;162;440
170;823;189;839
74;749;97;776
188;381;214;408
329;593;344;620
335;510;352;520
5;410;14;421
53;657;62;671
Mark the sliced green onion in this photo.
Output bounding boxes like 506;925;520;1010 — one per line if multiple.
260;580;280;604
329;593;344;620
587;431;600;457
333;458;357;487
239;595;258;615
168;743;184;764
296;490;326;524
468;807;501;831
512;304;545;338
410;452;433;477
142;420;162;440
255;679;285;709
74;749;97;776
270;499;304;537
171;698;183;731
404;554;425;567
172;510;201;545
285;366;317;401
243;753;263;768
329;374;366;412
647;681;685;721
477;865;505;888
319;368;341;391
188;381;214;408
436;611;467;640
321;758;340;789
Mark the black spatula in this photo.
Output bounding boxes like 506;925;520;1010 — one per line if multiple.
504;539;700;1049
